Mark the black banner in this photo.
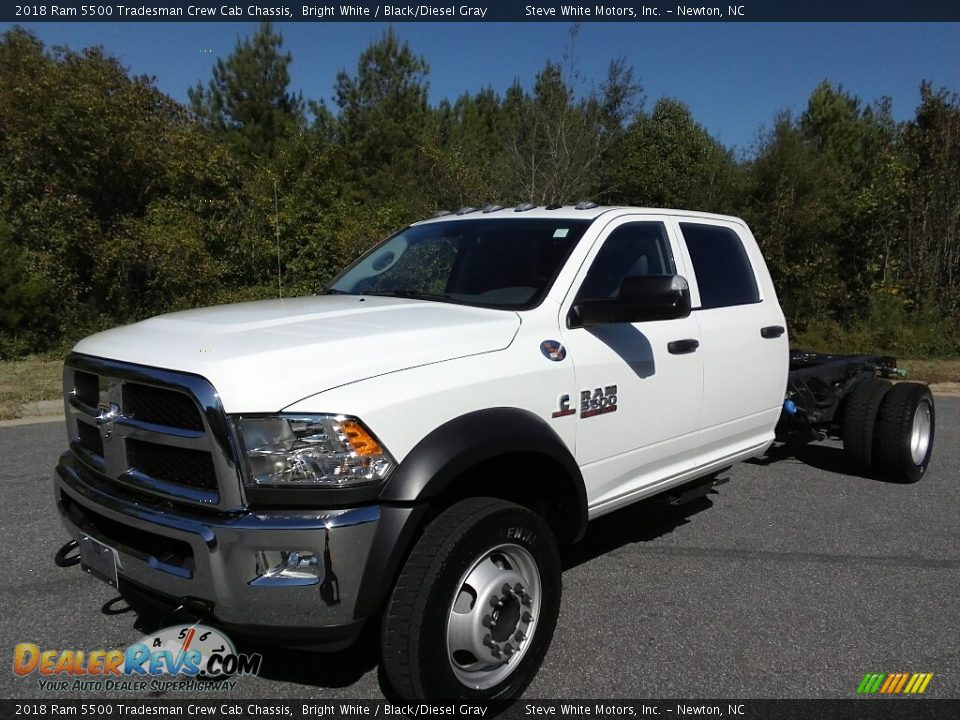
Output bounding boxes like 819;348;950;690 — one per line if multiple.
2;700;959;719
3;1;960;23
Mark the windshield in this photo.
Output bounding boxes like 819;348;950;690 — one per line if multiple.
327;218;592;309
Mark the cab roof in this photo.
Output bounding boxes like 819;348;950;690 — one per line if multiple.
412;205;746;226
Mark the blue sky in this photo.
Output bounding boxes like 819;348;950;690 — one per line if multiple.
4;21;958;152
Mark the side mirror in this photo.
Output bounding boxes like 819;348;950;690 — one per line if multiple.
569;275;691;328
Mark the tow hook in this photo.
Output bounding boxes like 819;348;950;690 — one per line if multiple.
54;539;81;568
161;597;214;627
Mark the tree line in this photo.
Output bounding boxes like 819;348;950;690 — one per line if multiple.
1;23;958;359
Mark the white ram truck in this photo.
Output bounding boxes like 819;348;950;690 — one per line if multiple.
54;205;935;699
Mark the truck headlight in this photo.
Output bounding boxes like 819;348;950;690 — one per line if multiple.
236;415;394;488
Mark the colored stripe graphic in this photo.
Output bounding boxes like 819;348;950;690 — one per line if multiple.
905;673;933;694
893;673;910;693
879;674;897;693
857;674;885;694
857;672;933;694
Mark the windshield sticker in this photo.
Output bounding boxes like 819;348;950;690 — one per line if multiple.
553;228;570;238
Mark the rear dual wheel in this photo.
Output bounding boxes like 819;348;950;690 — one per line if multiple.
842;377;891;472
843;380;935;483
874;382;935;483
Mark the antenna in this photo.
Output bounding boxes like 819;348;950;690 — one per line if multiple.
274;180;282;299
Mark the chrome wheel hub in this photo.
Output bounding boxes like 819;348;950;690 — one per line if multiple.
446;543;541;690
910;401;932;466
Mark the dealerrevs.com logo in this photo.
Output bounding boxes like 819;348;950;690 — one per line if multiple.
13;624;262;692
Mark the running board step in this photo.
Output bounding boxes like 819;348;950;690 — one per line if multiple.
660;473;730;506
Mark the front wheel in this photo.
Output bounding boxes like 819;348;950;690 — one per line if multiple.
381;498;561;699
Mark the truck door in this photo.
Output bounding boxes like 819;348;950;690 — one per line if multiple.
671;218;789;466
559;216;704;514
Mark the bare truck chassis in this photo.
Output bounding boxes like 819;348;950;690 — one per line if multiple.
780;349;934;483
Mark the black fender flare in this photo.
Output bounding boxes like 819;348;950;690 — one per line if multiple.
379;407;587;518
353;407;587;620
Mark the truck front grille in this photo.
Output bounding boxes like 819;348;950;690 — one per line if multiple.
122;383;205;431
77;420;104;458
126;438;218;492
63;355;243;510
74;371;100;407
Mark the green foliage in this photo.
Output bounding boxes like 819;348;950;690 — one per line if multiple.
0;26;957;359
899;83;960;311
744;82;911;328
497;53;642;205
0;27;182;307
0;26;226;353
189;22;304;159
425;32;642;208
604;98;739;211
333;28;432;207
96;201;222;318
793;290;960;359
0;220;56;358
423;88;512;206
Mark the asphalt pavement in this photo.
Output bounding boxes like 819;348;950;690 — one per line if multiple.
2;400;958;700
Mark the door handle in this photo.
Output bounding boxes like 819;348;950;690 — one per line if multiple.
667;339;700;355
760;325;785;339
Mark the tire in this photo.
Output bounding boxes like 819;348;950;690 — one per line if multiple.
381;497;561;700
842;377;892;472
873;382;935;483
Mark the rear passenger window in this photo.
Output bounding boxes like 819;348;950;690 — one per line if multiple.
680;223;760;309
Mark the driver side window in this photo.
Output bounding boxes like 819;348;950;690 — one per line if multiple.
575;222;675;301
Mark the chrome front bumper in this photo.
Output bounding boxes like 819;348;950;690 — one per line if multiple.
55;453;379;636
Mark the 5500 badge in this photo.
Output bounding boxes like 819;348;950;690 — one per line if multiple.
580;385;618;418
13;624;262;690
551;385;619;419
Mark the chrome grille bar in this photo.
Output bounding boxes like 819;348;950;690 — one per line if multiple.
63;353;244;511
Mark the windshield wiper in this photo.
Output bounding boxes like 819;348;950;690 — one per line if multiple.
320;288;351;295
365;290;456;302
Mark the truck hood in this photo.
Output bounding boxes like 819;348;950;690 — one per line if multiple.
73;295;521;413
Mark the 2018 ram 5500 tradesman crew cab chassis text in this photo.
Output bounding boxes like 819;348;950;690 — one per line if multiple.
54;206;936;699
